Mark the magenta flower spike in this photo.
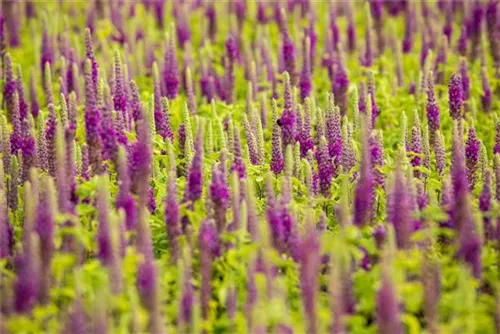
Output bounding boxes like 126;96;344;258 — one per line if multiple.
280;72;296;147
299;35;312;101
481;67;492;112
316;137;333;197
465;126;480;191
41;19;54;81
448;74;464;120
480;168;493;240
457;24;468;57
486;1;500;70
85;28;99;92
0;187;13;259
376;268;404;334
370;130;384;187
113;50;128;123
281;12;297;84
354;121;374;227
469;1;484;61
299;220;320;334
388;155;412;249
185;125;204;203
210;164;229;233
137;259;164;334
163;27;180;100
410;111;422;179
325;97;342;173
426;72;440;142
459;58;470;101
360;7;373;67
29;69;40;118
271;100;284;175
198;220;219;321
83;59;104;176
130;119;152;201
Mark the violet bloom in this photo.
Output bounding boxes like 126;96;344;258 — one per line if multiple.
14;251;39;313
9;91;23;155
469;1;484;61
299;99;314;157
83;59;104;176
370;130;384;187
388;158;412;249
3;54;17;120
163;29;179;99
271;101;284;175
85;28;99;92
21;120;36;183
113;51;127;122
198;220;219;321
448;74;463;120
137;259;164;334
316;137;333;197
281;23;297;84
280;72;296;147
164;168;180;264
410;111;422;179
333;53;350;116
299;223;320;334
426;72;440;140
354;123;374;227
480;168;493;241
0;188;13;258
376;270;404;334
130;120;152;201
325;99;342;175
465;126;480;191
185;127;204;203
41;20;53;81
360;7;373;67
29;69;40;118
481;67;492;112
457;25;468;57
434;131;446;176
210;165;229;233
486;0;500;69
223;35;237;104
299;36;312;101
459;59;470;101
100;106;118;162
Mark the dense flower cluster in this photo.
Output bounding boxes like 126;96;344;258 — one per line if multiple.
1;1;500;333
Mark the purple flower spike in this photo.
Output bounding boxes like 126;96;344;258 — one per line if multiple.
360;7;373;67
164;166;180;265
0;188;13;258
137;259;164;334
299;35;312;101
465;126;480;191
85;28;99;92
198;220;219;321
185;126;204;203
280;72;296;147
469;1;484;61
448;74;464;120
210;165;229;233
333;52;350;117
388;156;412;249
299;221;320;334
130;119;152;201
481;67;492;112
316;137;333;197
41;18;54;81
457;25;468;57
376;268;404;334
281;19;297;84
113;50;127;122
3;54;17;119
459;59;470;101
163;27;179;100
354;121;374;227
426;72;440;141
83;59;104;176
29;69;40;118
10;91;23;155
271;100;284;175
370;130;384;187
486;1;500;70
325;97;342;175
410;111;422;179
480;168;493;241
